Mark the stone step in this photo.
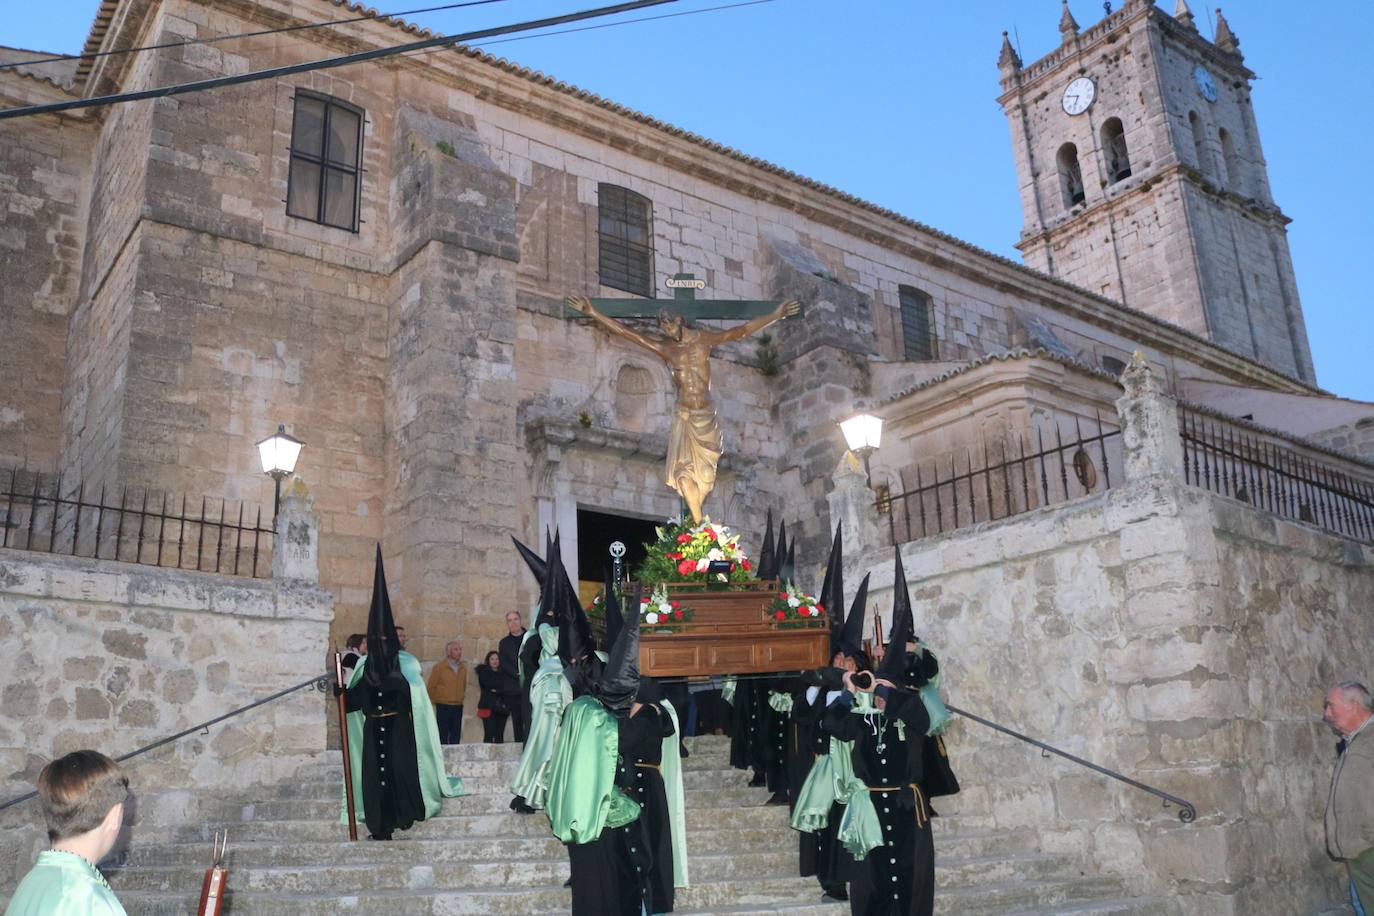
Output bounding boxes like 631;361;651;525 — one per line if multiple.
121;825;1039;868
1003;897;1182;915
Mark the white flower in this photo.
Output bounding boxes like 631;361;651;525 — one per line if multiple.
658;602;671;614
645;611;660;625
696;558;710;572
787;596;800;608
809;606;820;616
707;548;724;561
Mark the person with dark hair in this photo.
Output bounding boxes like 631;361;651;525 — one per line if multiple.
476;651;510;743
340;633;365;683
7;749;129;915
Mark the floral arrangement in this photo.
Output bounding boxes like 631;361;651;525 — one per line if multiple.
766;581;827;629
639;583;695;628
635;516;753;585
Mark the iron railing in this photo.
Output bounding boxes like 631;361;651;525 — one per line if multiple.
884;414;1121;546
1179;407;1374;543
0;469;275;577
0;672;332;813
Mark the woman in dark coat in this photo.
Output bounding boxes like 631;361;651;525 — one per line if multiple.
476;651;510;743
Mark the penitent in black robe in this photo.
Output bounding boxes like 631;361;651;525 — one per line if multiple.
824;687;933;916
567;707;661;916
343;671;426;839
624;704;678;913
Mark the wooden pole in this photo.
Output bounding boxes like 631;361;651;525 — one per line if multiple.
335;652;358;841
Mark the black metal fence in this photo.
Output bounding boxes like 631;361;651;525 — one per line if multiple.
885;414;1121;546
1179;407;1374;543
0;469;275;578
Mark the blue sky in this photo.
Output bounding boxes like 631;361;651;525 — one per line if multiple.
7;0;1371;400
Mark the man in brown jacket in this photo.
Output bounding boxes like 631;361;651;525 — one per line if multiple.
1324;680;1374;913
427;639;468;744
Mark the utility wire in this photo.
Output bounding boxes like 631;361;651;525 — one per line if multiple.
0;0;512;72
0;0;676;122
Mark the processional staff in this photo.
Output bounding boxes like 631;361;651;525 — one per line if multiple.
334;651;359;841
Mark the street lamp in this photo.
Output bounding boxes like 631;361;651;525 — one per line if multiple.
256;424;304;517
840;412;884;486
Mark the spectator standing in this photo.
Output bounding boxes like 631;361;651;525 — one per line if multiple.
427;639;468;745
7;750;130;915
476;651;510;743
498;611;529;742
340;633;364;683
1324;680;1374;914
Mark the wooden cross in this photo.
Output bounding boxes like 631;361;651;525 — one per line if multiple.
563;273;803;321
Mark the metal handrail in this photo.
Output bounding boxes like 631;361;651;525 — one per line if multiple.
949;703;1197;823
0;672;332;813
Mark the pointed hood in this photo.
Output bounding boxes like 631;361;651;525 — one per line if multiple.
594;584;640;713
773;519;789;582
363;545;400;687
603;568;625;650
756;509;777;580
818;522;845;622
551;548;594;666
833;572;870;659
512;536;547;586
878;549;913;684
781;535;797;587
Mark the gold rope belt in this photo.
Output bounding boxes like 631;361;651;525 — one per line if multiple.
365;711;401;719
635;762;662;771
866;783;929;828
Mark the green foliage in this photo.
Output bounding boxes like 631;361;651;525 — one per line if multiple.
633;517;753;585
756;332;780;377
435;140;457;158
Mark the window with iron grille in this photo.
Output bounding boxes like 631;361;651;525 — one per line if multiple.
286;92;364;232
899;286;937;361
598;184;653;296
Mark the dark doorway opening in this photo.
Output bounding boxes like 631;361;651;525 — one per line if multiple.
576;508;660;584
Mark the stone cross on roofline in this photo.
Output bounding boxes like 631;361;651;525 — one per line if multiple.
562;273;804;321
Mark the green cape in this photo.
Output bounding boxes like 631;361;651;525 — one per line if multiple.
660;699;689;888
5;851;127;916
545;695;640;844
510;625;573;809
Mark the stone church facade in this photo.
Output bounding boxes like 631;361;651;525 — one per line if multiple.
3;2;1374;909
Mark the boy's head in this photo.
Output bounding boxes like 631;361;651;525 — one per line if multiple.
37;750;128;844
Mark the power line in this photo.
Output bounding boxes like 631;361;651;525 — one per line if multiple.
453;0;777;52
0;0;677;122
0;0;512;72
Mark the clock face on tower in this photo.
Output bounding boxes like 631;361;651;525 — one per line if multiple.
1194;65;1218;103
1061;76;1096;116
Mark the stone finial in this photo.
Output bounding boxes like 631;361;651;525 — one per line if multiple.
1115;352;1186;481
998;31;1022;75
1059;1;1080;40
827;451;883;561
1214;8;1241;56
1173;0;1197;30
272;476;321;583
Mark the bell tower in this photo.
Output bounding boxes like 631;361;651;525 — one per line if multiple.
997;1;1315;384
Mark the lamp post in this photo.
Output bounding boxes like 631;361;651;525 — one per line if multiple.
839;412;884;487
256;424;304;517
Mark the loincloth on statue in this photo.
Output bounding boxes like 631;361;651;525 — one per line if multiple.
666;406;723;493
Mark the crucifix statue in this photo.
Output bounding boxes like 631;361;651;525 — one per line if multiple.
566;274;801;524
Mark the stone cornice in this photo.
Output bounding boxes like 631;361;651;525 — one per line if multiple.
1016;162;1291;251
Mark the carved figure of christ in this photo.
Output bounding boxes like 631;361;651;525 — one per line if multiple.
565;293;800;523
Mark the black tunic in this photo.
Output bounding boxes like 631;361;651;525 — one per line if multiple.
623;704;678;913
343;672;426;839
566;707;660;916
824;688;934;916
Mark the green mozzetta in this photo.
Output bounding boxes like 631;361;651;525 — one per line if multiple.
510;625;573;810
545;695;642;844
341;652;466;824
6;850;127;915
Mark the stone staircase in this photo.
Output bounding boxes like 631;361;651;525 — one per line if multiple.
105;736;1177;915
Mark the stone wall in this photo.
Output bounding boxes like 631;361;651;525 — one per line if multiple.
0;499;333;893
834;361;1372;914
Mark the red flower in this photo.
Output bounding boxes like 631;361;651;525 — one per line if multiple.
677;533;693;544
677;559;696;575
774;609;786;621
670;601;680;609
674;609;684;620
705;529;718;541
665;552;682;560
778;592;788;600
815;604;825;616
742;559;752;571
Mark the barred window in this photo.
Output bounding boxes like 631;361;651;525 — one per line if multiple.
1057;142;1086;208
287;92;364;232
598;184;653;296
1101;117;1131;184
899;286;937;361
